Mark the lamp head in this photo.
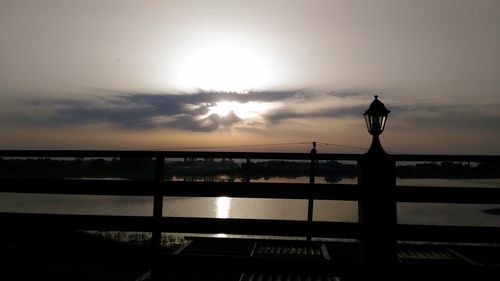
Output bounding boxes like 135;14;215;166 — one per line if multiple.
364;95;390;136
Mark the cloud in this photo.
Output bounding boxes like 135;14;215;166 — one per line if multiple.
165;111;242;132
392;103;500;130
264;105;368;124
326;91;369;99
7;90;306;132
5;90;499;134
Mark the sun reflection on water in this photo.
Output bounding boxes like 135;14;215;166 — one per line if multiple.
216;196;232;219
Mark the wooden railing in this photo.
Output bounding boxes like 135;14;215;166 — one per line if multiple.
1;150;499;279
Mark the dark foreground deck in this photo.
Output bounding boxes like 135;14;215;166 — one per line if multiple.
1;150;499;280
2;235;499;281
155;236;500;281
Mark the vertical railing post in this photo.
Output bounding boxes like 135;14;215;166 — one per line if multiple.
244;158;251;183
358;153;397;281
307;142;317;240
151;155;165;279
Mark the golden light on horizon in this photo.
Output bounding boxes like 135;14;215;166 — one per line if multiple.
207;101;281;119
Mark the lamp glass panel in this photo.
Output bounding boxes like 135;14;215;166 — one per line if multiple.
372;116;381;132
364;115;371;132
380;116;387;132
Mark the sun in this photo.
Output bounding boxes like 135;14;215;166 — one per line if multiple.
207;101;236;117
207;101;281;119
168;33;279;92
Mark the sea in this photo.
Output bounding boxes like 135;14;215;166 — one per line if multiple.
1;177;499;227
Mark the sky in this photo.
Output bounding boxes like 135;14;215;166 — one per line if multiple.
0;0;499;154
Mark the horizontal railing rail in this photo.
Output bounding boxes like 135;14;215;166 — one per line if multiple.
0;149;359;160
0;179;360;200
392;154;500;162
2;149;500;161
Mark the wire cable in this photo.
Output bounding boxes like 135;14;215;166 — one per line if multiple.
166;140;407;154
167;141;372;152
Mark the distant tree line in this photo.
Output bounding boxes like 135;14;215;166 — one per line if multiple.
0;158;498;180
397;161;500;178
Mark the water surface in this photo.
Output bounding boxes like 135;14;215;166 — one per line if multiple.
1;177;499;227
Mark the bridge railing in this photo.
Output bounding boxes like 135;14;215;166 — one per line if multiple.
0;150;499;277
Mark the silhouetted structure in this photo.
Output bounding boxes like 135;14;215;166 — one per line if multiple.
359;96;397;280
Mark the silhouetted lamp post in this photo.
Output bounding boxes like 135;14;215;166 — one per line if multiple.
364;95;390;155
359;95;397;280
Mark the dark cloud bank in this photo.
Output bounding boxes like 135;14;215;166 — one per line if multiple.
13;90;354;132
10;90;499;132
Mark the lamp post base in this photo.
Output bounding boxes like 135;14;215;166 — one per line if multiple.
358;150;397;280
366;134;386;155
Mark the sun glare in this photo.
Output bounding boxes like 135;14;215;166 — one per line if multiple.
207;101;280;119
169;33;278;92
